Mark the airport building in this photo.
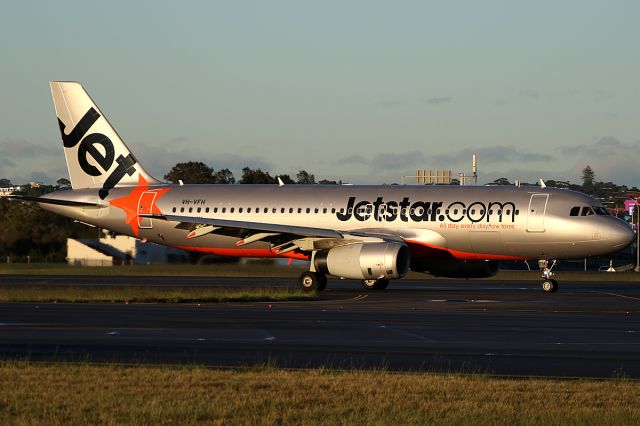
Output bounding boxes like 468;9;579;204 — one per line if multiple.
67;233;190;266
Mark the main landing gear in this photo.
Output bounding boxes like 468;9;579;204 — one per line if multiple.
298;271;327;292
538;259;558;293
360;279;389;290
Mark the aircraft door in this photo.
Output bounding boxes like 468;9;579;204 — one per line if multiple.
527;194;548;232
138;191;157;229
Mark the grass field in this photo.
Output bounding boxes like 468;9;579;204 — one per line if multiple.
0;285;316;303
0;362;638;425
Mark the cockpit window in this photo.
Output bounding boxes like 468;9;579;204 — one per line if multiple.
581;206;594;216
593;206;609;215
570;206;580;216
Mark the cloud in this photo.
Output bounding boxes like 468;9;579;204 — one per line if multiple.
558;137;640;185
376;99;410;109
424;97;452;106
518;89;541;100
375;96;452;108
0;138;59;158
0;157;16;168
334;154;368;166
370;150;427;170
431;145;552;166
133;140;272;179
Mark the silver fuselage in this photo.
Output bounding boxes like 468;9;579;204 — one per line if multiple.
41;184;634;263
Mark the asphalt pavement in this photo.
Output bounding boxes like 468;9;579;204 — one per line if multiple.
1;275;639;377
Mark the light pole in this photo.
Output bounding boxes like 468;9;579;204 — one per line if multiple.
635;198;640;272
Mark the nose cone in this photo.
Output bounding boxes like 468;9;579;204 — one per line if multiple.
608;220;635;250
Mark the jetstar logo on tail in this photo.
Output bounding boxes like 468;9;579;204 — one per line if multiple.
58;107;137;199
109;175;171;237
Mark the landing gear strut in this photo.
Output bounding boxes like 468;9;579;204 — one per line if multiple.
298;271;327;292
361;279;389;290
538;260;558;293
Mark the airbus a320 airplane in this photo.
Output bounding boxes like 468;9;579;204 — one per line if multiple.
13;82;634;293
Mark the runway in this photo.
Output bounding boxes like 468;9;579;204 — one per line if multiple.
1;275;640;377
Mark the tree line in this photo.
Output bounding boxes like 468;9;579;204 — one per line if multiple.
163;162;340;185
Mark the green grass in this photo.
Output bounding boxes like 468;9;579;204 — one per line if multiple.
0;285;316;303
0;362;639;425
0;262;307;277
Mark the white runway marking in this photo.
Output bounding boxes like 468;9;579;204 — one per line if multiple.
376;323;437;342
594;291;640;302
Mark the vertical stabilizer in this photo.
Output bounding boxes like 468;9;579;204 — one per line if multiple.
50;81;160;199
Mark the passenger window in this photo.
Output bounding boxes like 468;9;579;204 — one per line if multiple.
289;208;293;213
306;208;311;213
230;207;234;213
214;207;218;213
239;208;243;213
263;208;268;213
197;207;201;213
298;208;302;213
247;208;251;213
222;207;226;213
272;208;276;213
172;207;176;213
189;207;193;213
323;208;327;213
314;208;319;213
281;208;285;213
331;208;336;213
570;206;580;216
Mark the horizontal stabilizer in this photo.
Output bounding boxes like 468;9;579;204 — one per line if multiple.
6;194;102;207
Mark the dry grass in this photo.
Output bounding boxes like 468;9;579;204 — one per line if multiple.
0;285;316;303
0;362;639;425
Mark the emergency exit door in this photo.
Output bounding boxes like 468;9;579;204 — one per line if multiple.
137;191;157;229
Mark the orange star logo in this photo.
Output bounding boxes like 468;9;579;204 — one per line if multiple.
109;175;171;237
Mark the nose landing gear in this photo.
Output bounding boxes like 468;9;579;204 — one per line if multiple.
539;260;558;293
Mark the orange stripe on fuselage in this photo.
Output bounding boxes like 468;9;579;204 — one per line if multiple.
175;246;311;261
405;239;526;261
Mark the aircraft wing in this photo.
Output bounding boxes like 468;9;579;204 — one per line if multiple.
150;213;342;238
143;213;403;253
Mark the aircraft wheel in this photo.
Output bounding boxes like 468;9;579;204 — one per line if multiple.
541;279;558;293
299;271;321;292
361;279;389;290
374;279;389;290
318;274;328;291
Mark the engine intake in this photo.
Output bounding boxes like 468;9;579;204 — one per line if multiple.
314;242;410;280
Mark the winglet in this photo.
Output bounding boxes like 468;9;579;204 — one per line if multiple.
539;179;546;188
277;177;285;187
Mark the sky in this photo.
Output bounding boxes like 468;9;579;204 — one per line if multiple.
0;1;639;186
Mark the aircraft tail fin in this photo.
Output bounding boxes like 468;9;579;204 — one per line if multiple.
50;81;161;199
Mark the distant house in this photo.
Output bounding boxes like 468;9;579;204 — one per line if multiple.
67;233;190;266
0;186;22;197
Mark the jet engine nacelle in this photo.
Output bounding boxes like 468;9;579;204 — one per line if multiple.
415;259;499;278
314;242;410;280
